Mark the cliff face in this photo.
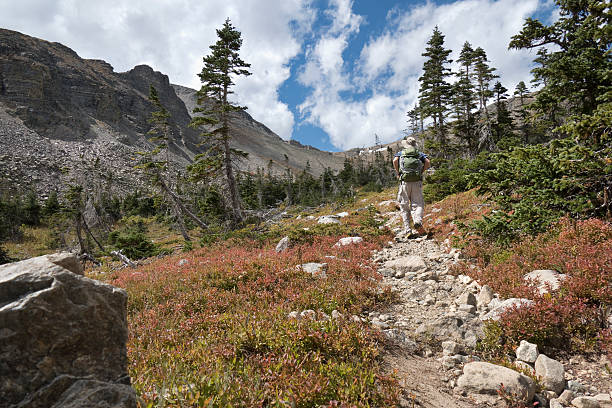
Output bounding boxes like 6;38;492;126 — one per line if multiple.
0;29;346;197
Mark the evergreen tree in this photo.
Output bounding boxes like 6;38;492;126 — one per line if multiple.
406;104;420;136
509;0;611;124
452;42;479;155
138;86;206;240
514;81;530;143
190;18;251;225
492;81;514;146
472;47;498;151
514;81;528;107
419;27;453;147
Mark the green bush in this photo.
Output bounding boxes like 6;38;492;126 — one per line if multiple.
108;217;158;259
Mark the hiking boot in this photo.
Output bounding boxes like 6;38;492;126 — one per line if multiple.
413;222;426;236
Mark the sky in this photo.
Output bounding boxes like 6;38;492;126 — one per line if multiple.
0;0;558;151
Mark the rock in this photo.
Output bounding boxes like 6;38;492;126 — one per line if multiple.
456;362;535;402
15;376;141;408
594;394;612;404
384;256;427;273
299;263;327;278
318;216;340;224
524;269;567;294
458;304;476;314
275;236;291;253
457;291;477;306
336;211;349;218
442;341;464;356
516;340;539;363
567;380;586;394
331;310;343;320
477;285;494;308
481;298;534;321
378;267;395;277
457;275;472;284
288;311;299;319
559;390;577;405
334;236;363;247
178;258;189;266
550;399;564;408
571;396;601;408
0;253;133;407
535;354;566;395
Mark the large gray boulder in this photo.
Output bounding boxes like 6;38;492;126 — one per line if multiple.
523;270;566;294
535;354;566;395
0;253;139;407
457;362;536;403
384;256;427;273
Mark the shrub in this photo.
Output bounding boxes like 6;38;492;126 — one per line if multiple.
108;217;159;260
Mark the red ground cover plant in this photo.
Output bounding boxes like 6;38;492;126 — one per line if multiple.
458;218;612;356
108;225;399;406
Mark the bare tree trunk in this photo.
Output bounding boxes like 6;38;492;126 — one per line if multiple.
158;176;207;230
81;215;105;252
172;201;191;241
75;214;87;254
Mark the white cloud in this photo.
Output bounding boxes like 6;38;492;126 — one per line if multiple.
0;0;312;140
300;0;554;149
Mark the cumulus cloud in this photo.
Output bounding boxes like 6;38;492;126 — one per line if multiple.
0;0;311;140
299;0;555;150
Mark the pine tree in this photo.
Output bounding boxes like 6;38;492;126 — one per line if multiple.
190;18;251;226
407;104;420;136
472;47;498;151
492;81;514;146
452;42;479;155
514;81;528;107
138;86;206;240
509;0;611;123
418;27;453;147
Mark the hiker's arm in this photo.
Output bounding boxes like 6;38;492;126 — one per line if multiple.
393;156;400;177
423;157;430;172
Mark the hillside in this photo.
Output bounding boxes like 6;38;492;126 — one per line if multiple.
0;29;347;198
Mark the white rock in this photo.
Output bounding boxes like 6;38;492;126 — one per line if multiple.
457;275;472;284
178;259;189;266
384;256;427;273
336;211;349;218
442;341;463;356
535;354;566;395
550;399;564;408
516;340;539;363
334;236;363;247
456;362;535;403
524;269;567;294
318;216;340;224
481;298;534;321
331;310;343;320
298;263;328;278
275;236;291;253
287;311;299;319
458;304;476;314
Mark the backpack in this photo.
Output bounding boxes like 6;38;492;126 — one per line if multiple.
399;146;424;182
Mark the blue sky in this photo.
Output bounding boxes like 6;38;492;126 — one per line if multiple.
0;0;557;151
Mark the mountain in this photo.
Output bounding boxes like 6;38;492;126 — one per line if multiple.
0;28;346;198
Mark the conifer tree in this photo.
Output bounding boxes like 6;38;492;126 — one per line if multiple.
138;86;207;240
514;81;528;107
419;27;453;147
492;81;514;146
509;0;611;122
452;42;479;155
471;47;498;150
190;18;251;225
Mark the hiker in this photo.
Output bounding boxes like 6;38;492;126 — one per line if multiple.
393;136;430;236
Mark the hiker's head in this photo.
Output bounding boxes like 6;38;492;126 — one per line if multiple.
402;136;416;148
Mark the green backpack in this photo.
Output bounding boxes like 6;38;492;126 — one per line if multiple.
399;146;424;182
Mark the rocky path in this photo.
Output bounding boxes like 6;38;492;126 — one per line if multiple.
368;224;612;407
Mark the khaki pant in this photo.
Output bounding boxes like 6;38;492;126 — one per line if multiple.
397;181;424;229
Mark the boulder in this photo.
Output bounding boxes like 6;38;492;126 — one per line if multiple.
535;354;566;395
334;237;363;247
384;256;427;273
0;253;137;407
275;236;291;253
456;362;535;403
457;291;477;306
523;269;567;294
481;298;534;321
516;340;539;363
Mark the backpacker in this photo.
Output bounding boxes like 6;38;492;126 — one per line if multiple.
399;145;424;182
